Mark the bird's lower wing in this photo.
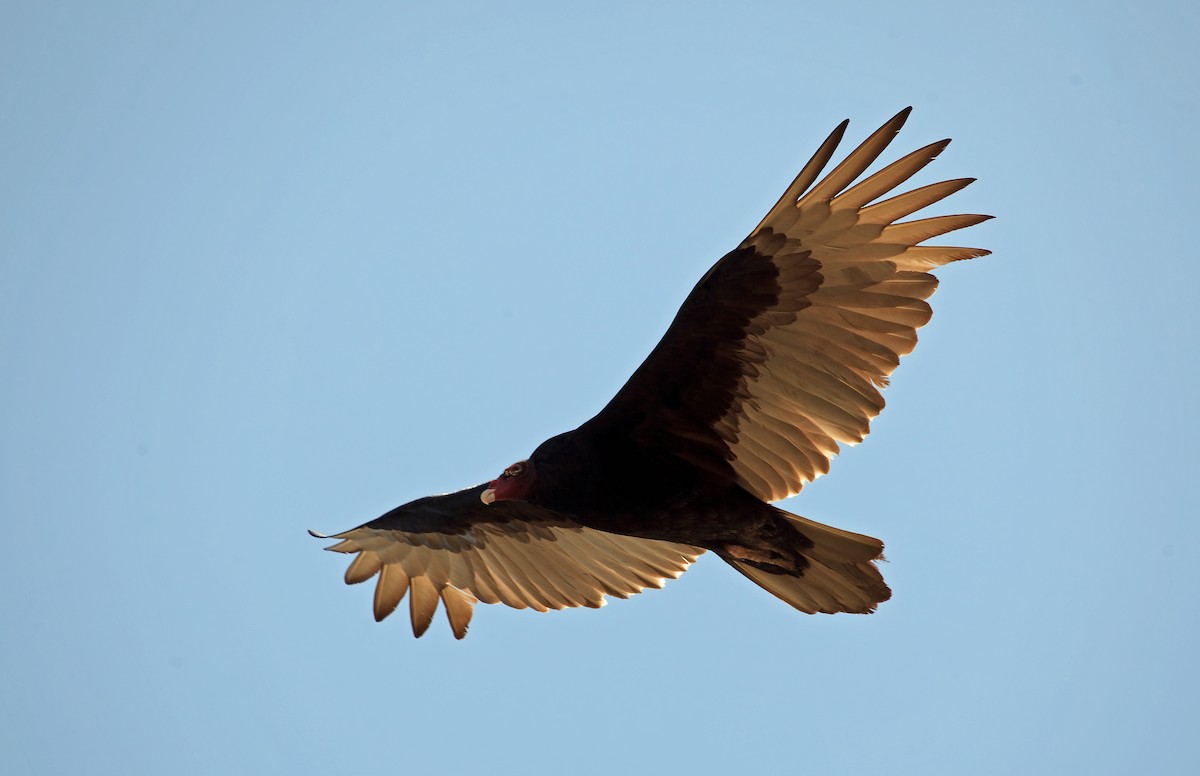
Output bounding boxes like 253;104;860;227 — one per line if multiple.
313;518;702;639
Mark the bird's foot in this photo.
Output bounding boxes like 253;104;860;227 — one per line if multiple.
722;544;797;573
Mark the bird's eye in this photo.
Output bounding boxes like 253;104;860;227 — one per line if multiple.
504;463;524;478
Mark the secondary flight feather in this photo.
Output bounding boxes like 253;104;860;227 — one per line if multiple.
311;108;991;639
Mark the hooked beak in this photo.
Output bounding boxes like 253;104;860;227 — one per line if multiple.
480;487;496;505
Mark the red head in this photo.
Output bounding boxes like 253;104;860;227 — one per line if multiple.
480;460;537;504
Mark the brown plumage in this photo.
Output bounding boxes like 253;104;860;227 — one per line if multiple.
311;108;991;638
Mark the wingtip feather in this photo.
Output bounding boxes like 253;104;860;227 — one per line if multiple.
441;586;476;640
409;576;439;637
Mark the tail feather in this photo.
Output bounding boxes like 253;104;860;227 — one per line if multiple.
723;510;891;614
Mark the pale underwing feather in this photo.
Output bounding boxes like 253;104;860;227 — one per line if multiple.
319;521;702;638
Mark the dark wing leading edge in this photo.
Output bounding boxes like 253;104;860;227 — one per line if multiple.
312;484;703;638
585;108;991;502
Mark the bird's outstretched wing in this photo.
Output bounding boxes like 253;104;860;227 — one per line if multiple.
312;484;703;638
585;107;991;501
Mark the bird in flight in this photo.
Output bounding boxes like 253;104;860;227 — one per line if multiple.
311;107;991;639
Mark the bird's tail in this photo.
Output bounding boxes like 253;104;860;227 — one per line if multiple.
721;509;891;614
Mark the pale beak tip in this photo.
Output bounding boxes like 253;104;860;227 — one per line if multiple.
480;488;496;505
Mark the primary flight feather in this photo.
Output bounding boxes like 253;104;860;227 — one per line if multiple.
311;107;991;639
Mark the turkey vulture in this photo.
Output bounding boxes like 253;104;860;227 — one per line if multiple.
311;108;991;639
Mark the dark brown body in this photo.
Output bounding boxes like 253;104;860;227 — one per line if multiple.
528;428;816;575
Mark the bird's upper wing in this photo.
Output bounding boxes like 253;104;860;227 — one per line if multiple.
312;484;703;638
585;108;991;502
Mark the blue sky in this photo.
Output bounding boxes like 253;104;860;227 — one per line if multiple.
3;2;1197;774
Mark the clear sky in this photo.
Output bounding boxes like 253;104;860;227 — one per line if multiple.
3;2;1197;774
